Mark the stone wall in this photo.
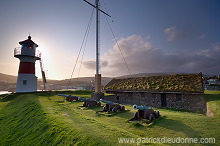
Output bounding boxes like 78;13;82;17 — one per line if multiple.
104;91;206;113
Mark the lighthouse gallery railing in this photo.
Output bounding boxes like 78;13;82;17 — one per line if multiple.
14;47;41;59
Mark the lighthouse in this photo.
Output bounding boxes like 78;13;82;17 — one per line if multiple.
14;36;41;93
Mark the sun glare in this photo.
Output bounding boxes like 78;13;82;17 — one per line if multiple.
35;41;52;79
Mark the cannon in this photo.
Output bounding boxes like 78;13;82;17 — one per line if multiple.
100;99;125;113
78;97;101;107
130;105;160;123
58;94;79;102
133;105;152;111
99;99;116;105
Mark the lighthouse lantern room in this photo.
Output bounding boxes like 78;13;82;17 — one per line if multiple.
14;36;41;93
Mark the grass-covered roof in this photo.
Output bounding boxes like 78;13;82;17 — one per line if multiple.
104;73;203;93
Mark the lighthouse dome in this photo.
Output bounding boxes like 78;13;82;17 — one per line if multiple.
19;36;39;47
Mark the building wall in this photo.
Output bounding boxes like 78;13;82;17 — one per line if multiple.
16;74;37;92
104;91;206;113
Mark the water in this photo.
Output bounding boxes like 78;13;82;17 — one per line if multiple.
0;91;11;95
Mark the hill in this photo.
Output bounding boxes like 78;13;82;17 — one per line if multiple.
1;72;218;85
0;73;112;86
0;73;17;83
0;91;219;145
57;77;112;86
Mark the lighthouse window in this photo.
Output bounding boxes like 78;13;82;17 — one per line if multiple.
22;44;32;49
23;80;27;85
22;45;28;49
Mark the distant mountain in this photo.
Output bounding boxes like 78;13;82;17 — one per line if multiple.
0;73;112;86
46;77;112;86
0;73;17;83
1;72;218;86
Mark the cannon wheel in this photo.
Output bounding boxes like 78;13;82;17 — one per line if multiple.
87;103;92;107
88;102;95;107
103;106;107;112
97;102;101;107
120;106;125;111
148;114;155;123
112;106;117;113
134;112;139;120
155;111;160;119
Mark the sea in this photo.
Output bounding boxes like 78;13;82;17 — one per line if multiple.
0;91;11;95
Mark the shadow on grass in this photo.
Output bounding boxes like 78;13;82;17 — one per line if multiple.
125;115;164;130
77;105;102;111
0;93;86;145
0;93;19;102
53;90;93;96
205;94;220;102
66;103;135;121
95;110;130;117
157;116;201;138
83;105;134;120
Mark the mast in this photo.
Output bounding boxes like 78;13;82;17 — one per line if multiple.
96;0;100;75
83;0;111;93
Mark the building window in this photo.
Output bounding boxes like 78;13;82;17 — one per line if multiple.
23;80;27;85
176;94;182;101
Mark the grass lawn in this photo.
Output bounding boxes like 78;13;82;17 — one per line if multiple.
0;90;219;145
204;90;220;117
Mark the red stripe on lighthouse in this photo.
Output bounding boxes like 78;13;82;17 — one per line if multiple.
18;62;35;74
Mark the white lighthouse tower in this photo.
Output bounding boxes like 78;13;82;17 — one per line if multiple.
14;36;41;93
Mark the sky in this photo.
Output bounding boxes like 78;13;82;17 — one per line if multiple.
0;0;220;80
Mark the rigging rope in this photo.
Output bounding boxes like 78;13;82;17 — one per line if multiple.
75;12;93;87
102;2;132;77
63;1;132;95
65;8;95;92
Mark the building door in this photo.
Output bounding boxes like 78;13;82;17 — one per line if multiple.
161;93;167;107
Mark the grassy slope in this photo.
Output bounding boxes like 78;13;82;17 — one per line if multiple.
204;90;220;117
0;90;219;145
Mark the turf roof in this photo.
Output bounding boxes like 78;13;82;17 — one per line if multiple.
104;73;203;93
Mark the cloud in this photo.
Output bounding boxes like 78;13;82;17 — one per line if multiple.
83;60;108;70
164;26;186;42
83;60;95;70
213;43;220;52
198;34;206;39
83;35;220;76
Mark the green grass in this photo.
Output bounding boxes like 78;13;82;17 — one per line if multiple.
0;90;219;145
204;90;220;117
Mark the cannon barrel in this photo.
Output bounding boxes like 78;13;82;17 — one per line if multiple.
58;94;78;98
100;99;116;105
78;97;95;101
133;105;152;110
